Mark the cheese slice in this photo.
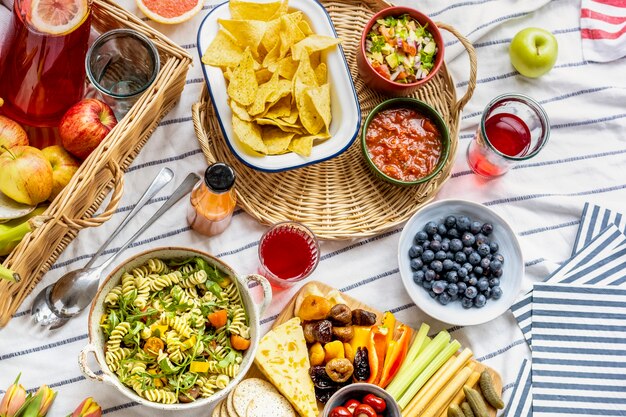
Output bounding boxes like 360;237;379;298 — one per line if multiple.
254;317;318;417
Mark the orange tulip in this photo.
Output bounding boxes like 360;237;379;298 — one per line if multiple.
34;385;56;417
69;398;101;417
0;374;27;417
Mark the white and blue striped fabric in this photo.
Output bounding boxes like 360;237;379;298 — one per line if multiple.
511;224;626;347
572;203;626;256
532;283;626;417
503;359;532;417
2;0;626;416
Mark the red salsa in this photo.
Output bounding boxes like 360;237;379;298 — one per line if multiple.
365;107;442;181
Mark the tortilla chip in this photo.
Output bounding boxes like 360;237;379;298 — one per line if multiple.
262;126;295;154
298;19;313;36
276;57;298;80
263;96;292;118
256;68;274;84
306;83;331;132
232;115;267;154
281;105;299;124
230;99;252;121
230;0;287;21
219;19;267;57
202;30;244;68
228;49;258;106
288;135;314;156
291;35;341;60
314;63;327;85
248;72;280;116
261;18;282;52
279;13;306;58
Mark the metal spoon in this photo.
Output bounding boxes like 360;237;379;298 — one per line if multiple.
30;171;198;330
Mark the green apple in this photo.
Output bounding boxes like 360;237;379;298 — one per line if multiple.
41;145;80;201
509;28;558;78
0;146;53;205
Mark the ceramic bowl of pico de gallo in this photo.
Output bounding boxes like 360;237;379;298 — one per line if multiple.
356;7;444;95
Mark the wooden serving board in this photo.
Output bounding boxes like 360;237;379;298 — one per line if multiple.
246;281;502;417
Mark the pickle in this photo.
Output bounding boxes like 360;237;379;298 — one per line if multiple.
448;404;466;417
463;386;489;417
461;402;474;417
479;370;504;409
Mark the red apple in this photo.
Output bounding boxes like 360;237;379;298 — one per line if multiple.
0;146;53;205
0;115;29;153
59;99;117;160
41;145;81;201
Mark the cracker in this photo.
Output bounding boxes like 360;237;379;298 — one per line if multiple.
220;401;229;417
246;393;297;417
233;378;280;417
227;389;239;417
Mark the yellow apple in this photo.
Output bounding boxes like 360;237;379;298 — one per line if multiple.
0;146;53;205
41;145;81;201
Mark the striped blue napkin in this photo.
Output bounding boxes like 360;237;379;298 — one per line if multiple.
532;283;626;417
503;359;532;417
511;224;626;347
572;203;626;256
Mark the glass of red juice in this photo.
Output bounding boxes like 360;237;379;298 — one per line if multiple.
467;93;550;178
258;222;320;288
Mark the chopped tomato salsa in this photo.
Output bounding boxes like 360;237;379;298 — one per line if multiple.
365;108;442;181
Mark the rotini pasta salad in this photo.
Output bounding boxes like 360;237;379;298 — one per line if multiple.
100;256;251;404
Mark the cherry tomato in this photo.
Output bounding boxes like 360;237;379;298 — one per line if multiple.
354;404;377;417
143;337;164;356
363;394;386;413
329;406;352;417
345;399;360;414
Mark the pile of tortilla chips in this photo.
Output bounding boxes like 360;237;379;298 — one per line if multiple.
202;0;340;157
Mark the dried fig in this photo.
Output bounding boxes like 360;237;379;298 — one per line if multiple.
328;304;352;325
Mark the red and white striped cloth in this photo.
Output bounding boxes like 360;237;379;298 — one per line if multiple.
581;0;626;62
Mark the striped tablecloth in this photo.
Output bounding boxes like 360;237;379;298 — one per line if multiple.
1;0;626;416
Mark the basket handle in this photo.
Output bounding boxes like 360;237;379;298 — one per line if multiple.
436;22;477;116
192;88;218;164
58;160;124;229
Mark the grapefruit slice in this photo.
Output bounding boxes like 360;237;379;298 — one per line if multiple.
136;0;204;25
30;0;89;35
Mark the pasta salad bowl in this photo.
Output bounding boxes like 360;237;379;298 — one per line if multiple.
79;247;272;410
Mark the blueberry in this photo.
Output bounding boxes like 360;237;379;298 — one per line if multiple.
424;221;438;235
483;287;493;299
481;223;493;235
429;240;442;252
465;286;478;299
452;262;461;271
470;221;483;234
409;245;423;258
445;216;457;228
473;266;484;276
411;258;424;270
421;265;429;272
422;240;431;250
435;251;448;261
441;241;450;252
468;276;478;287
447;283;459;296
486;253;494;261
457;216;471;232
422;250;435;263
425;269;437;281
493;253;505;263
461;297;474;309
474;294;487;308
423;280;433;290
457;267;468;279
432;280;447;294
446;271;458;283
463;247;474;256
489;241;499;253
492;286;503;299
449;239;463;252
431;260;443;273
490;260;503;272
438;292;451;305
463;262;473;273
443;259;454;271
469;252;482;265
437;223;447;236
477;244;490;257
454;251;467;263
413;270;425;283
462;232;476;247
446;251;455;260
432;234;442;242
477;277;489;291
475;233;489;246
489;278;500;287
415;230;428;243
480;257;491;270
447;228;460;239
493;268;503;278
428;290;437;298
457;282;467;294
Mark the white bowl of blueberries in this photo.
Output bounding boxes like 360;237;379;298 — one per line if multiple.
398;199;523;326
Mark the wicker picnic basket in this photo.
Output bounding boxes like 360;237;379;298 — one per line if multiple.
192;0;477;240
0;0;192;327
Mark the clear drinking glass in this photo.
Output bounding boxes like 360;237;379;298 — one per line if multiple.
86;29;160;120
467;93;550;178
258;221;320;288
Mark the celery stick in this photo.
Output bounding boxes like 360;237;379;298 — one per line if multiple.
385;323;430;395
397;340;462;409
386;330;450;400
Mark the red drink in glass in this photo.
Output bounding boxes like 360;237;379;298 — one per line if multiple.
467;94;549;178
0;0;91;127
258;222;319;288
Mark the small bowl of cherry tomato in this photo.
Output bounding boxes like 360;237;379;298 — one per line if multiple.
323;383;401;417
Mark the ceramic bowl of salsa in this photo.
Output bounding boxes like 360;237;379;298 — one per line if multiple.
356;7;444;95
362;98;449;186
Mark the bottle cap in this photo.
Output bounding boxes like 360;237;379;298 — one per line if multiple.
204;162;236;193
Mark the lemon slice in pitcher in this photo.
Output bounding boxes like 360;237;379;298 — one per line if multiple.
30;0;89;35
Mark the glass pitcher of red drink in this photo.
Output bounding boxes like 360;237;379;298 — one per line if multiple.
0;0;91;127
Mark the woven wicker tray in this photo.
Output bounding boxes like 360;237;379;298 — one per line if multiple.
0;0;192;327
193;0;476;240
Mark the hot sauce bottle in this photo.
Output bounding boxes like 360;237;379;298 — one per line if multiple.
187;163;236;236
